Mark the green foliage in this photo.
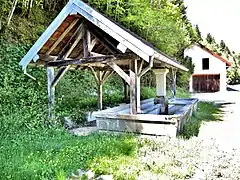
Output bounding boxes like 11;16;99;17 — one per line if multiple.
0;40;48;133
228;53;240;84
141;87;155;100
86;0;195;57
176;56;195;88
203;33;240;85
194;24;202;42
181;102;222;139
206;33;216;44
175;87;191;98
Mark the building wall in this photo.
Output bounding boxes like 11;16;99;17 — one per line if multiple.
184;45;227;92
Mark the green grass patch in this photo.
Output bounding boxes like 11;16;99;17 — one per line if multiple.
181;102;223;139
0;130;138;179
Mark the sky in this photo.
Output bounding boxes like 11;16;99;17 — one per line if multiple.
184;0;240;52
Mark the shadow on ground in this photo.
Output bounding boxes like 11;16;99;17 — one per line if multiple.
180;102;225;139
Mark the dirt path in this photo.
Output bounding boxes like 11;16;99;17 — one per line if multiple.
192;91;240;152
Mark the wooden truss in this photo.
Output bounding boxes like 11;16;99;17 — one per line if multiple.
46;23;155;118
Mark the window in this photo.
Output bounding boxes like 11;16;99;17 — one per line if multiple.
202;58;209;70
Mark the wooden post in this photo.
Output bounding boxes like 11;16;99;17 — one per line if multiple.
89;67;113;110
172;69;177;99
83;25;91;58
135;59;141;113
130;70;136;114
47;67;55;119
129;60;137;114
97;71;103;110
123;79;130;103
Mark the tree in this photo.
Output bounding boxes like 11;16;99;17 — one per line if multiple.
220;40;226;52
206;33;215;44
195;24;202;42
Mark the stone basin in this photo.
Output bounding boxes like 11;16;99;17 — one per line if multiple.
89;98;198;137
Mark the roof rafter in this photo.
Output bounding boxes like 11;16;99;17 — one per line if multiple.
46;54;135;67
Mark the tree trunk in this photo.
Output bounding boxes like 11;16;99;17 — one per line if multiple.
7;0;18;26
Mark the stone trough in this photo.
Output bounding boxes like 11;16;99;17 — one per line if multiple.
89;98;198;137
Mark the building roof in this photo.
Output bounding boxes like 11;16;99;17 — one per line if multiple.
19;0;188;71
197;43;232;66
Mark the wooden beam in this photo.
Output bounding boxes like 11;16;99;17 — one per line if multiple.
58;22;84;59
89;66;100;85
90;38;98;51
88;27;117;54
47;67;55;120
97;71;103;110
48;56;115;67
129;69;136;114
172;68;177;99
51;67;67;88
134;59;141;113
46;18;80;55
83;24;91;57
102;71;113;83
107;62;130;85
62;24;83;59
138;56;154;77
138;59;144;74
89;67;110;110
49;25;84;87
46;53;135;67
90;52;105;57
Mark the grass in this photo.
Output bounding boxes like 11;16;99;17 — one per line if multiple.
181;102;223;139
0;129;138;179
0;75;221;180
0;90;224;179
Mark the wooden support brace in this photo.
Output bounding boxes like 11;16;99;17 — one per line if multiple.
88;28;117;54
107;62;130;85
50;23;84;88
89;66;100;85
138;59;144;75
102;71;113;83
51;67;68;88
58;22;84;60
89;67;112;110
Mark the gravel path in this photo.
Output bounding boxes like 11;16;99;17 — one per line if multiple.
138;94;240;180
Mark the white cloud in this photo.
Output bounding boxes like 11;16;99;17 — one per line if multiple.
184;0;240;52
